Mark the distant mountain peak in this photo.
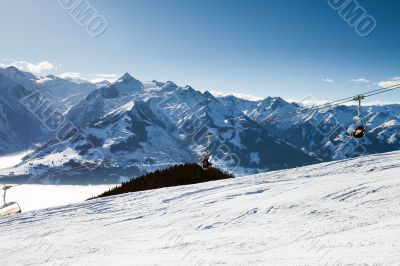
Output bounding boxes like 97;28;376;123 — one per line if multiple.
94;80;111;88
165;81;177;87
183;85;196;92
161;81;178;91
151;80;164;86
203;90;213;97
6;66;19;72
118;72;136;83
2;65;35;79
46;74;57;79
113;72;144;96
115;72;142;85
0;65;39;90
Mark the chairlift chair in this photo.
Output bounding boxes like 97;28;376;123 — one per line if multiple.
0;185;21;217
347;95;366;139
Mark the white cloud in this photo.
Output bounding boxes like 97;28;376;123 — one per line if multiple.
350;78;370;84
91;78;115;83
209;90;263;101
88;74;118;83
322;78;334;83
286;98;329;107
88;73;119;78
59;72;90;84
59;72;83;80
378;77;400;88
59;72;119;83
0;60;55;75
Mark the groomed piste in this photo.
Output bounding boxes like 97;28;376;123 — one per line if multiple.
0;151;399;265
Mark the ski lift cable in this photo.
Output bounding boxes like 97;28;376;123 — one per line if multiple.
277;83;400;119
262;83;400;122
276;84;400;119
295;82;400;112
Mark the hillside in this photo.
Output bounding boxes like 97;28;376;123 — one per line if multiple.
0;151;399;265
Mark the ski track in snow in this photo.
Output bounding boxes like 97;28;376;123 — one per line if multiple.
0;151;400;265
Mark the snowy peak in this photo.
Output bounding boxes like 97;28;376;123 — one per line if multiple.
3;66;37;81
112;72;144;96
264;96;289;109
118;72;135;82
115;72;143;86
160;81;178;92
94;80;111;88
0;66;39;91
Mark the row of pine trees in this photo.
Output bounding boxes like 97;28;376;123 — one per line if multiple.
92;163;234;199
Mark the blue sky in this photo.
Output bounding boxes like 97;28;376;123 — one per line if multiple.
0;0;399;102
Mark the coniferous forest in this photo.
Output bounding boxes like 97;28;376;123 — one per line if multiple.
92;164;234;199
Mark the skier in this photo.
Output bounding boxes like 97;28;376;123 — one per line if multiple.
201;155;212;170
352;125;366;139
347;124;366;139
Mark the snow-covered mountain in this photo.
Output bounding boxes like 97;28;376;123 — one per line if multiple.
219;95;400;160
36;74;97;113
0;68;399;184
0;66;96;112
0;73;50;154
0;67;98;154
4;75;317;183
1;151;399;265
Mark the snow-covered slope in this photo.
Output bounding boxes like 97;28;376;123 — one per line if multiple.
1;151;399;265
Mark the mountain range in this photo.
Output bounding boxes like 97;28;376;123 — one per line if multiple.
0;66;399;184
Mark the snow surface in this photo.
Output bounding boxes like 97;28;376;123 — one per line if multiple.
0;151;399;265
0;151;31;169
3;184;117;213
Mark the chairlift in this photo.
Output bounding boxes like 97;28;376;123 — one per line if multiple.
346;95;366;139
200;133;213;170
0;185;21;217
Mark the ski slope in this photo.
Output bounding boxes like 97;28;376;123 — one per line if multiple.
1;151;400;265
